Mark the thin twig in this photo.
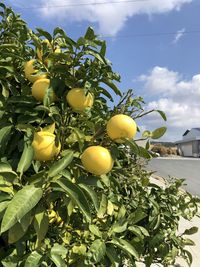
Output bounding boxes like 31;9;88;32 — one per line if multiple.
133;109;155;119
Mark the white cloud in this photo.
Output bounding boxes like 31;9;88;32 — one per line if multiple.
172;28;186;44
137;66;200;141
139;66;181;95
10;0;193;35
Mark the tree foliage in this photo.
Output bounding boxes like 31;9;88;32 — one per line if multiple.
0;4;199;267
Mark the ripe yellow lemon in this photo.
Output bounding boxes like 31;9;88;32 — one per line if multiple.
24;59;46;83
106;114;137;143
66;88;94;112
32;131;61;161
32;78;56;102
81;146;113;175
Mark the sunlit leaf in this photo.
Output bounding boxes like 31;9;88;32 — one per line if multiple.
1;185;43;233
48;150;74;178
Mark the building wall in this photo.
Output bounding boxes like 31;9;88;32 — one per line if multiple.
177;141;200;157
179;141;193;157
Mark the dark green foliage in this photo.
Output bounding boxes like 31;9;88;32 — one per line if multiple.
0;4;199;267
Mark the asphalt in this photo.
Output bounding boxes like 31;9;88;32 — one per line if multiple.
146;157;200;197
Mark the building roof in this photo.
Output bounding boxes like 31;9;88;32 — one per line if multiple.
183;128;200;136
176;128;200;144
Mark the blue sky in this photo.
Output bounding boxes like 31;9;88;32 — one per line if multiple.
5;0;200;141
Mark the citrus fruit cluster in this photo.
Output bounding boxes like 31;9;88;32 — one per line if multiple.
24;40;137;175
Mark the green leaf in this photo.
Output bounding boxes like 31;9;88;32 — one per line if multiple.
97;194;107;219
0;3;6;9
142;130;151;138
53;27;76;48
109;238;139;260
84;27;96;40
145;139;150;150
0;200;9;213
125;139;139;154
100;174;110;187
34;205;49;247
101;79;122;96
183;238;195;246
24;251;43;267
50;254;66;267
36;28;52;42
138;146;151;159
1;256;19;267
111;221;127;234
1;185;43;233
79;183;99;212
183;227;198;235
77;175;103;188
107;200;114;216
56;177;91;222
0;193;11;202
128;226;149;240
0;125;12;155
8;211;32;243
17;142;34;176
100;41;106;57
67;199;74;218
128;209;147;224
156;110;167;121
99;87;114;102
183;249;193;265
72;244;87;255
89;224;102;238
43;85;56;107
151;127;167;139
48;150;74;178
84;49;105;64
88;239;106;264
0;162;17;181
51;244;68;257
50;244;68;267
138;226;150;237
106;244;121;267
117;205;126;220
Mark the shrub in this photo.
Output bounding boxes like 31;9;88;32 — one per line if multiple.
0;4;199;267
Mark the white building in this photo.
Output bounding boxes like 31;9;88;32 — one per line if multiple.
175;128;200;157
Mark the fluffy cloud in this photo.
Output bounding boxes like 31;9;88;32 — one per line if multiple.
10;0;193;35
137;66;200;141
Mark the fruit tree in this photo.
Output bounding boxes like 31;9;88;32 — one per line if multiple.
0;4;199;267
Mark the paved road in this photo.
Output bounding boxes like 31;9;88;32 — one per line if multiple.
146;157;200;197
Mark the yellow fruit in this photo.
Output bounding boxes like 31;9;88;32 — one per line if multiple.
81;146;113;176
106;114;137;143
66;88;94;111
48;209;57;218
24;59;46;83
32;131;61;161
32;78;56;102
42;122;55;134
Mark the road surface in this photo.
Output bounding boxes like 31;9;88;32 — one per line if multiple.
146;157;200;197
